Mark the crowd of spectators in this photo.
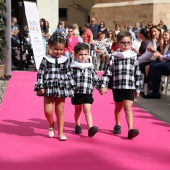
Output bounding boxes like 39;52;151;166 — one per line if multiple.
11;17;170;99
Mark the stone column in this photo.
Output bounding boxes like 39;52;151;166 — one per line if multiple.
3;0;11;78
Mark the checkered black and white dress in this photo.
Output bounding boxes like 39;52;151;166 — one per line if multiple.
34;55;75;97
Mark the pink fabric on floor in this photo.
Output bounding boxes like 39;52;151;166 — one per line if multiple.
0;71;170;170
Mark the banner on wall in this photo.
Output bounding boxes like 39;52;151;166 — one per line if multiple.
24;1;45;70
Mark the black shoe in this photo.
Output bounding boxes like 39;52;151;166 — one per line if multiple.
140;91;144;95
88;126;98;137
142;92;161;99
113;125;121;134
128;129;139;139
75;125;82;134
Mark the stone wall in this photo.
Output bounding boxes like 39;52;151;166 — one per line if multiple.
92;0;170;31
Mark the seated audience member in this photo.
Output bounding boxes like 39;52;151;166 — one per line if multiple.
55;21;66;34
98;21;108;37
127;25;136;42
40;18;49;53
145;30;170;93
11;17;20;44
94;32;109;70
111;41;119;53
114;24;121;38
145;29;170;78
89;18;99;41
140;22;145;29
124;25;128;31
105;30;115;55
72;23;80;37
146;22;154;32
142;49;170;99
64;26;78;63
138;25;164;78
82;23;93;44
72;23;83;42
159;19;167;31
132;36;142;54
158;23;165;34
64;21;70;36
133;22;141;39
137;28;150;56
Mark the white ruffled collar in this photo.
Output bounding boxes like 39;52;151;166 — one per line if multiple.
44;55;68;64
112;50;137;59
70;60;93;69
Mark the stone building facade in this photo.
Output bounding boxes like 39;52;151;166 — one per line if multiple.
91;0;170;31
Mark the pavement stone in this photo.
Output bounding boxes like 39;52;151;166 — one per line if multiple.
134;91;170;125
0;79;8;104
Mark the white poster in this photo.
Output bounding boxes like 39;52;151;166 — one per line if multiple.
24;1;45;70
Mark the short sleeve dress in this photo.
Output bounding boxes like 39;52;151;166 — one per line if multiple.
34;55;75;98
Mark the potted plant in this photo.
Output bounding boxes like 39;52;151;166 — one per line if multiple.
0;0;6;78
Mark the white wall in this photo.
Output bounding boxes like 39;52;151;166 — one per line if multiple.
37;0;59;33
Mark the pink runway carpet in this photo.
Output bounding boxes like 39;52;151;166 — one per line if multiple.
0;71;170;170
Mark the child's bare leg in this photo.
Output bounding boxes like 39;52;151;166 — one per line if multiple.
113;102;123;134
83;104;92;128
74;104;82;126
124;100;139;139
83;103;98;137
99;54;104;70
55;97;65;135
44;96;55;128
104;55;109;69
123;100;133;130
145;65;150;77
114;102;123;125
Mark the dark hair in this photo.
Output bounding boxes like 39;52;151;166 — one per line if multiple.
40;18;47;31
74;43;89;54
84;23;90;28
48;32;68;47
100;21;105;27
68;26;74;30
116;31;132;42
149;25;162;41
57;21;63;27
115;24;121;29
140;28;148;38
106;30;115;40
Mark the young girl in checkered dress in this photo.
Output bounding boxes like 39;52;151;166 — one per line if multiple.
70;43;99;137
99;32;143;139
34;33;75;141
